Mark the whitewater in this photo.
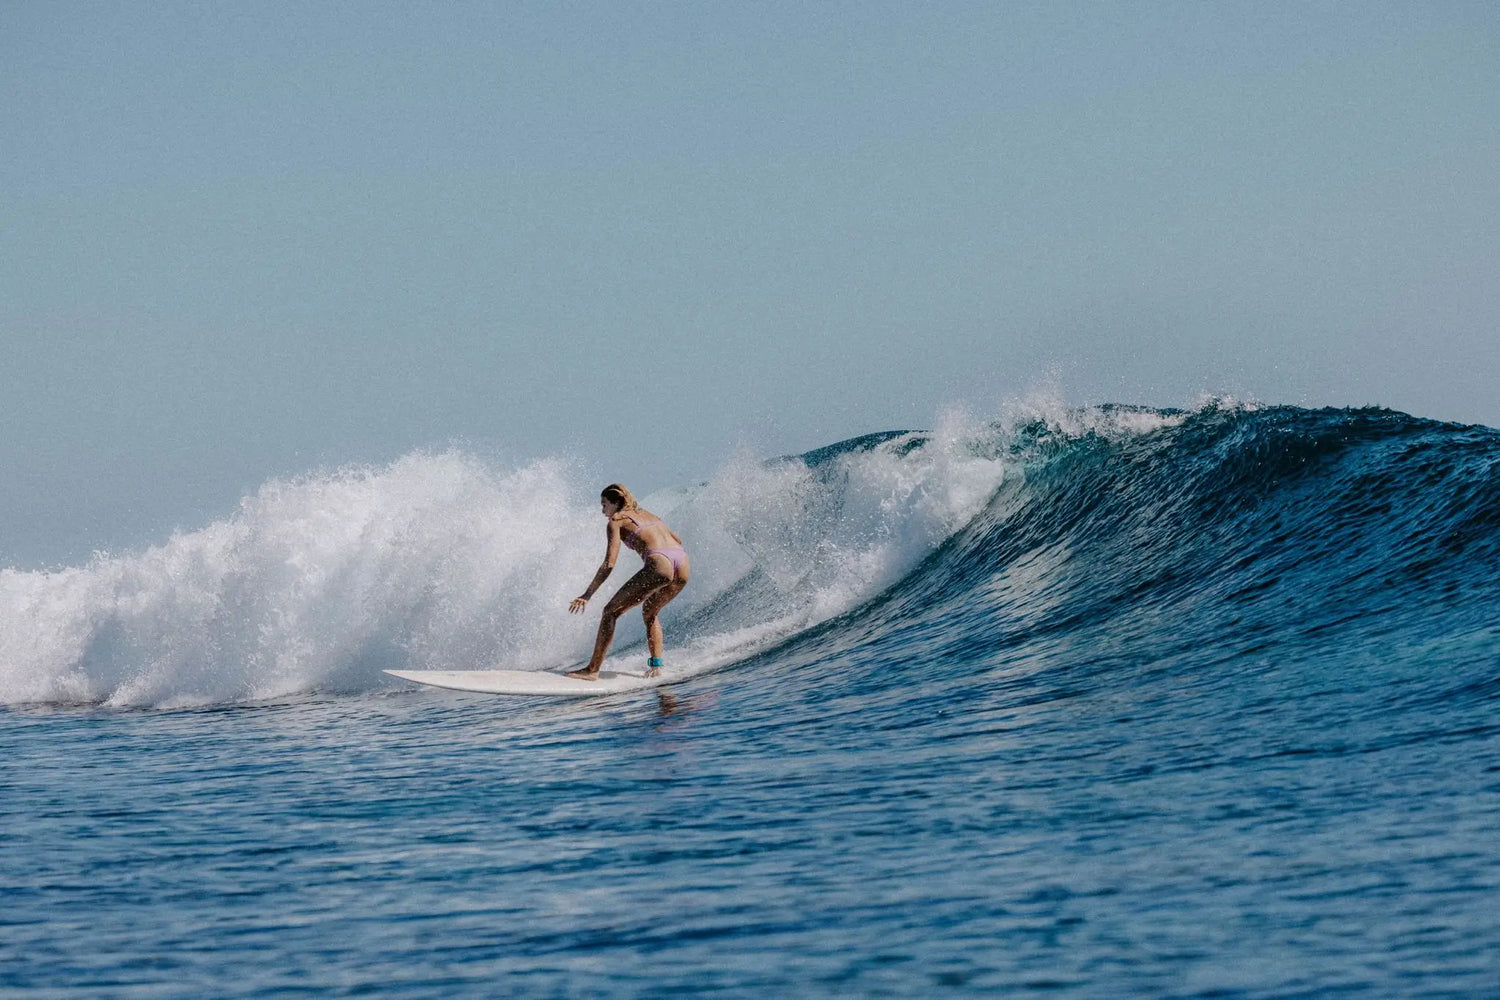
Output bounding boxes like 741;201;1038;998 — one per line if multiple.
3;401;1498;997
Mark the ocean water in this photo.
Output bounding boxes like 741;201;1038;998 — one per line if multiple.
3;403;1498;997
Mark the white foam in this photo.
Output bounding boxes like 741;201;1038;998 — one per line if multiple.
1;453;597;707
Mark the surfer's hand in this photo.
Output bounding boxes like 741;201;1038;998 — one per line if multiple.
569;597;588;614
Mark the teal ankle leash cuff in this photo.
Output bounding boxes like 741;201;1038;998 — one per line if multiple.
648;657;663;668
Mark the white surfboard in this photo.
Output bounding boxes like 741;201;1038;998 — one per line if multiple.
384;667;674;697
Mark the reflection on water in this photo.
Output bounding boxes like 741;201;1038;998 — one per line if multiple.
656;687;718;724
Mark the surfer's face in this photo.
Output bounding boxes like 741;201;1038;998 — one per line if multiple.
601;498;622;517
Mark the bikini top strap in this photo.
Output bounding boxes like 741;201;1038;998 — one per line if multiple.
618;511;660;541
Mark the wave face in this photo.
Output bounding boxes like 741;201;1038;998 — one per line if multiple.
794;404;1500;692
3;404;1498;709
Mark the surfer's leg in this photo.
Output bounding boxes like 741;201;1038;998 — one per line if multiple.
641;578;688;676
567;567;667;679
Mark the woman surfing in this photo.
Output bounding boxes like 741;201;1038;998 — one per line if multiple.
567;483;690;679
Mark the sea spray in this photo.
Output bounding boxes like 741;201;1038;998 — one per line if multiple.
0;453;595;706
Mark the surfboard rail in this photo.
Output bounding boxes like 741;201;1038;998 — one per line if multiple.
383;668;673;697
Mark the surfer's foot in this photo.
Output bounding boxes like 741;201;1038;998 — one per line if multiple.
644;667;661;678
565;668;599;681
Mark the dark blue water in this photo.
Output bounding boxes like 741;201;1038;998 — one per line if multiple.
4;404;1499;996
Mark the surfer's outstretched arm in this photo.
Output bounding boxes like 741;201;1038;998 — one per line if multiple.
569;518;623;614
569;562;612;614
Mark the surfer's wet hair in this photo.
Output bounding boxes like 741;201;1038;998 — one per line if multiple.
601;483;638;511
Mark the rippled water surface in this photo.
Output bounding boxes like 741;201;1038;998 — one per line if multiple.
6;647;1498;997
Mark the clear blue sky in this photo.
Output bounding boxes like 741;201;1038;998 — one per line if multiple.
3;2;1497;565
